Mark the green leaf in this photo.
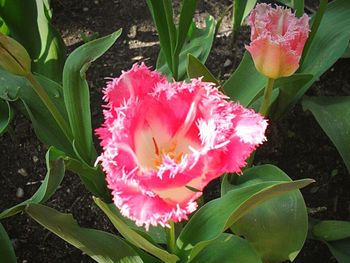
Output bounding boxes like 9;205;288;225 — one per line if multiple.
222;165;308;263
64;156;111;201
0;0;66;82
222;52;265;106
25;203;143;263
147;0;176;75
232;0;257;34
0;70;74;155
104;203;166;244
175;0;197;56
280;0;350;115
313;220;350;241
94;197;179;263
277;0;305;17
325;238;350;263
186;54;219;85
0;147;64;219
311;220;350;263
0;99;12;135
176;176;314;261
342;42;350;58
302;96;350;173
270;73;313;118
62;30;122;164
157;16;215;80
189;233;262;263
0;223;16;263
299;0;327;68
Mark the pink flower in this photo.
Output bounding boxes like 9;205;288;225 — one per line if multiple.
96;64;267;229
246;4;309;79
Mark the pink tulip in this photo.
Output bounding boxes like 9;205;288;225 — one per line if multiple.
246;4;309;79
96;64;267;229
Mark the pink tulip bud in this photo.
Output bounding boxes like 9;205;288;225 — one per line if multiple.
246;4;309;79
96;64;268;229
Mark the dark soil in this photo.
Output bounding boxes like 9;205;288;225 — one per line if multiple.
1;0;349;262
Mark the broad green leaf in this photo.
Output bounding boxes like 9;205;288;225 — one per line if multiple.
0;0;66;82
105;203;166;244
64;156;111;201
222;165;308;263
269;73;313;118
0;147;65;219
277;0;304;17
299;0;327;67
157;16;215;80
0;99;12;135
232;0;257;34
186;54;219;85
325;238;350;263
94;198;178;263
147;0;176;75
175;0;197;56
0;223;16;263
176;177;314;261
0;69;74;155
311;220;350;263
130;245;162;263
279;0;350;116
342;42;350;58
313;220;350;241
62;30;121;164
302;96;350;173
222;52;265;106
189;233;262;263
26;203;143;263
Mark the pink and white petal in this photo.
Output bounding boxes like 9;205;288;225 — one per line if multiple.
233;107;268;145
110;178;199;229
246;38;299;79
223;137;258;172
278;43;301;77
104;63;166;107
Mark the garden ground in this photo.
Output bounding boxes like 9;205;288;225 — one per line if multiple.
0;0;349;262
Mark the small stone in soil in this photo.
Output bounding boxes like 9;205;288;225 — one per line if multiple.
128;25;137;39
18;168;28;177
132;55;144;61
16;187;24;198
32;155;39;163
83;7;89;12
223;58;232;68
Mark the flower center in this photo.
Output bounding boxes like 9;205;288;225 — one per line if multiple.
152;138;184;168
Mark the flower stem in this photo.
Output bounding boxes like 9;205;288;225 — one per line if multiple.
25;73;72;141
166;221;176;253
259;78;275;116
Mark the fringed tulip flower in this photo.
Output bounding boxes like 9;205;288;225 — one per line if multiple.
96;63;267;229
246;4;309;79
